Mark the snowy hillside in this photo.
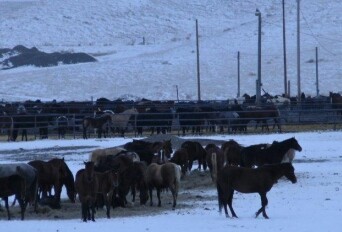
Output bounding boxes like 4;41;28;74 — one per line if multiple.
0;0;341;101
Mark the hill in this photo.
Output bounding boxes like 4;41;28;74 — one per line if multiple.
0;0;340;101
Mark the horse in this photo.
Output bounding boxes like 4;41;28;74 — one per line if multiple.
221;139;244;166
56;115;68;139
110;107;138;137
82;113;112;139
0;174;27;220
205;144;224;182
124;139;172;165
145;162;181;209
0;163;39;216
238;104;282;132
28;158;75;205
94;154;148;207
240;137;302;168
170;148;189;177
89;147;127;165
94;168;119;218
75;161;99;222
215;162;297;219
0;114;14;141
180;141;207;171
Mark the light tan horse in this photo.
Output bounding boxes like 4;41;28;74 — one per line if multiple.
145;162;181;210
89;147;126;165
110;107;138;137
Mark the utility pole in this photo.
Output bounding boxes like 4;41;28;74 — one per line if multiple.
316;47;319;97
282;0;288;97
297;0;301;102
237;51;240;98
255;9;262;105
196;19;201;101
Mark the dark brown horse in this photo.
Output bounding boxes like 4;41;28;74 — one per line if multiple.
94;154;148;207
94;169;119;218
205;143;224;182
83;113;112;139
145;162;181;209
0;174;27;220
28;158;75;205
170;148;189;177
75;161;99;222
215;162;297;219
221;139;243;166
238;105;281;132
240;137;302;168
180;141;207;171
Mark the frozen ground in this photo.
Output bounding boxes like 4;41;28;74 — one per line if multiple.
0;131;341;231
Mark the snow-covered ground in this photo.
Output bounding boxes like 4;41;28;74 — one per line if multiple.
0;0;341;102
0;131;341;231
0;1;341;231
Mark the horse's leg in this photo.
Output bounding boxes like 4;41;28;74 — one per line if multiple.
131;184;136;203
149;187;153;206
4;197;11;220
188;159;194;171
157;188;161;207
255;192;269;219
170;184;177;210
17;195;26;220
83;126;87;139
103;192;110;219
227;189;238;218
81;202;87;222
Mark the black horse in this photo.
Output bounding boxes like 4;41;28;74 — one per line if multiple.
240;137;302;168
82;113;112;139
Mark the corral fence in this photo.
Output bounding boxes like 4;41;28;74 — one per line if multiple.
0;100;341;141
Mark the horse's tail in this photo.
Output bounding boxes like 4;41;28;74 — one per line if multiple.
211;153;218;184
173;163;181;194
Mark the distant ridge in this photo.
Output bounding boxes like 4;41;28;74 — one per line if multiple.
0;45;97;70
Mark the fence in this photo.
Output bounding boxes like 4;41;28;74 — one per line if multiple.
0;101;341;141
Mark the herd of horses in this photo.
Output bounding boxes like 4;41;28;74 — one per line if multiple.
0;135;303;221
1;91;341;140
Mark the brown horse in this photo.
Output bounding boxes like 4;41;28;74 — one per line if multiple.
170;148;189;177
95;169;119;218
83;113;112;139
145;162;181;209
215;162;297;219
28;158;75;205
75;161;99;222
180;141;207;171
0;114;14;141
0;174;27;220
221;139;243;166
205;143;224;182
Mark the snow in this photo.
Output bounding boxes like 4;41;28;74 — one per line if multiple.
0;0;341;231
0;131;342;231
0;0;341;102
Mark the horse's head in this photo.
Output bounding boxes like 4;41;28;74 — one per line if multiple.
161;140;173;159
83;161;95;182
283;163;297;184
110;169;120;188
290;137;302;152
